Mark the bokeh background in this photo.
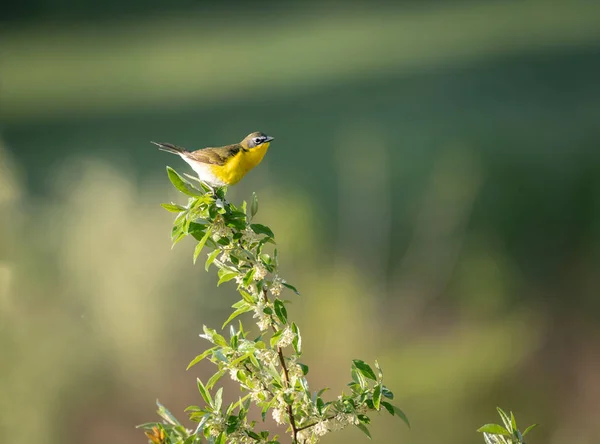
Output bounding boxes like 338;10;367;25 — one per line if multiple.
2;0;600;443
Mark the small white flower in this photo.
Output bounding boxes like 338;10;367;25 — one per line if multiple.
314;421;329;437
253;302;271;331
250;389;269;403
337;413;358;425
211;217;231;240
272;407;286;425
278;326;294;348
256;349;278;366
326;418;344;432
241;227;260;244
297;429;312;442
289;363;304;380
270;276;285;296
219;248;231;262
229;368;240;382
253;264;267;281
208;422;224;437
258;317;270;331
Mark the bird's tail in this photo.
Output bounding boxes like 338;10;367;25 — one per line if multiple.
151;141;188;155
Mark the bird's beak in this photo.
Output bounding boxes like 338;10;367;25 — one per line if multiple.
265;136;274;142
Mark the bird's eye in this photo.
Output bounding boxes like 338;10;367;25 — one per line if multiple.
253;137;263;145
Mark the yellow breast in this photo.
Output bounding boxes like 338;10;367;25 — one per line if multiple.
211;142;270;185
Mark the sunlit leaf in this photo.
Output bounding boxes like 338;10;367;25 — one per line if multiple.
156;400;181;426
222;303;253;329
167;166;203;197
477;424;510;435
214;387;223;411
372;384;382;411
205;249;220;271
218;270;239;286
187;347;217;370
291;322;301;354
270;329;283;348
161;202;187;213
193;227;213;264
251;192;259;218
207;369;226;390
352;359;377;381
196;378;212;406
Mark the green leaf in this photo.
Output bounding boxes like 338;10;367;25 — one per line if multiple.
205;249;220;271
214;387;223;411
356;423;372;439
298;362;309;375
230;351;254;367
374;360;383;380
188;222;207;241
161;202;187;213
510;411;517;432
239;290;256;304
282;282;300;295
317;387;330;398
250;223;274;238
251;192;259;218
218;270;239;286
222;303;253;329
193;227;213;264
522;424;538;436
357;414;370;424
391;405;410;429
196;378;212;406
215;432;226;444
156;400;182;426
352;359;377;381
183;172;212;192
274;299;287;324
247;430;261;440
206;369;226;390
382;386;394;400
381;401;394;416
135;422;161;430
242;268;255;287
171;228;186;247
187;347;217;370
200;326;228;347
270;329;283;348
167;166;203;197
351;367;366;390
291;322;302;354
316;397;325;415
226;415;240;434
496;408;511;431
183;436;196;444
372;384;382;410
477;424;510;435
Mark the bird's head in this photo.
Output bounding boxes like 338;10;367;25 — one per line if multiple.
241;132;274;149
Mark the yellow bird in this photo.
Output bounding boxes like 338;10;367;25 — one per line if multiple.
152;132;274;186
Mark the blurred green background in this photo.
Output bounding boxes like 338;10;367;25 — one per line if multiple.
2;0;600;443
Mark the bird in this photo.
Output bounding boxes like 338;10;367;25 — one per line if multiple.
152;132;274;187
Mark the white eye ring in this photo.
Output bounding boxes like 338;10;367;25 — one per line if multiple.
253;138;263;145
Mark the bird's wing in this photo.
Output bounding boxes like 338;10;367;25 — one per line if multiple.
186;144;242;166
